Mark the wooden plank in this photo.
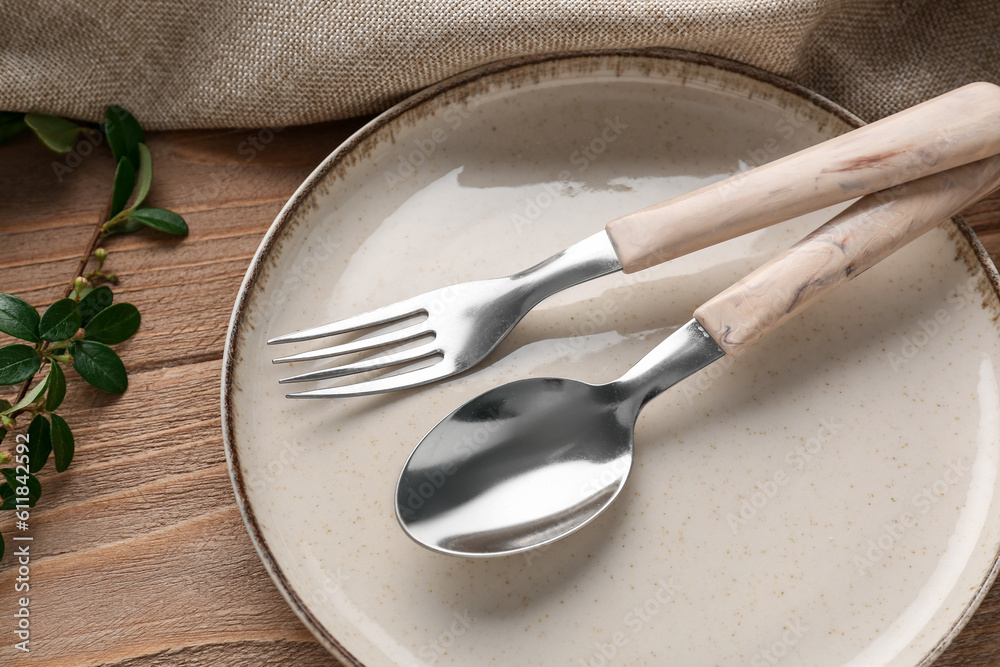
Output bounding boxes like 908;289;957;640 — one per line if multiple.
1;118;999;666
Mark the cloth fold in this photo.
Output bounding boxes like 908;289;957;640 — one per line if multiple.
0;0;996;129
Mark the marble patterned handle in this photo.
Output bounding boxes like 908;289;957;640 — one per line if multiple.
693;154;1000;356
606;82;1000;273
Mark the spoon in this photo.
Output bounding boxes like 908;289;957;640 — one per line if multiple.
395;155;1000;557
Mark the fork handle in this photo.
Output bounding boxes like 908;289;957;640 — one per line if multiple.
692;154;1000;356
606;82;1000;273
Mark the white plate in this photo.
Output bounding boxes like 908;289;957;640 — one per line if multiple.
222;51;1000;666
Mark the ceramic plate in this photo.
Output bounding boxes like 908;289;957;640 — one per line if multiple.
222;50;1000;666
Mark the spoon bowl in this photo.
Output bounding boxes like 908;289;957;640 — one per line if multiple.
396;320;724;556
396;378;635;556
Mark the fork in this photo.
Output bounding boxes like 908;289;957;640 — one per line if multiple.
270;82;1000;398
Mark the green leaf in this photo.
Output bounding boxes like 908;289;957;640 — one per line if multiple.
0;112;26;146
0;468;41;508
2;371;49;415
84;303;140;345
45;362;66;411
127;208;188;236
0;345;41;386
110;156;136;218
104;105;144;169
132;143;153;210
69;339;127;393
24;113;84;153
27;414;51;474
0;293;40;342
50;413;74;472
79;286;113;325
38;298;81;342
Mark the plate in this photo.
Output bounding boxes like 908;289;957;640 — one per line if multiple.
222;50;1000;666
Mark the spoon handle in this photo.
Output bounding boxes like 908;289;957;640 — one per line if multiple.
606;82;1000;273
693;154;1000;356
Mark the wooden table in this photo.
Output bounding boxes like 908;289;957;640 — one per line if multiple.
2;118;1000;666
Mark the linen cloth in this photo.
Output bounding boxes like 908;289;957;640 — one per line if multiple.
0;0;996;129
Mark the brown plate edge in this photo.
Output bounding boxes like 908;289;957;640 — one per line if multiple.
916;211;1000;667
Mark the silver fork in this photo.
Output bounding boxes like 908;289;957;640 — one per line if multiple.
270;232;621;397
269;83;1000;398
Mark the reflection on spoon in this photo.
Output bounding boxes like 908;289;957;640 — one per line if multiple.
395;320;722;557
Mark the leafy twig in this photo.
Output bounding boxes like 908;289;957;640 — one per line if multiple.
0;106;188;562
7;195;114;413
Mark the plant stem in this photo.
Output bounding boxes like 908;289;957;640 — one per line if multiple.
11;377;30;408
66;193;113;299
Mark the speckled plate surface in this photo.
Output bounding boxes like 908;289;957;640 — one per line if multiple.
222;50;1000;666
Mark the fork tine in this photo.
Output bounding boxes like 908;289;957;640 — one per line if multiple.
278;344;439;384
285;361;456;399
271;324;432;364
267;299;425;345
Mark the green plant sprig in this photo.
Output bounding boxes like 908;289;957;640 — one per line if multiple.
0;106;188;562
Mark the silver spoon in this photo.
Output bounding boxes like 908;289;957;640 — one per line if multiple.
395;156;1000;557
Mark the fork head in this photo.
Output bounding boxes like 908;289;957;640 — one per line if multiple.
269;278;528;398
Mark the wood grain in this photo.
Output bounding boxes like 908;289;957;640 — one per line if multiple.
2;118;1000;667
606;82;1000;273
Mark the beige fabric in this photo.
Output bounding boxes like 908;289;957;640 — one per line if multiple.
0;0;997;129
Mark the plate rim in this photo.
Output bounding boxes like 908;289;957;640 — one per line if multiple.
220;47;1000;666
